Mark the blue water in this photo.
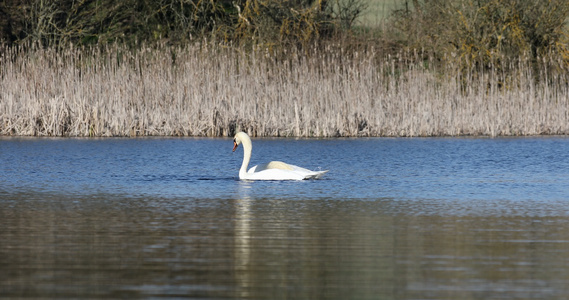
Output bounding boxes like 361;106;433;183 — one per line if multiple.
3;136;568;209
1;136;569;299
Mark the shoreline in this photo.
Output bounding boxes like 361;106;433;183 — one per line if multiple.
1;133;568;139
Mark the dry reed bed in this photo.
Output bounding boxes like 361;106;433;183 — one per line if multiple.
1;44;568;137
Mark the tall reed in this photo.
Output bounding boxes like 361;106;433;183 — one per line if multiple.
1;43;568;137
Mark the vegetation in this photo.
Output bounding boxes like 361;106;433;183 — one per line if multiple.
0;0;366;49
0;0;568;137
1;42;568;137
392;0;569;68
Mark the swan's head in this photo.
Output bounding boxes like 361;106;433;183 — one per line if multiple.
232;131;251;152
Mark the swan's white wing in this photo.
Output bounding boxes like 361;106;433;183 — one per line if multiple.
246;162;328;180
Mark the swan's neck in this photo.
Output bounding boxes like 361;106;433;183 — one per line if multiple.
240;138;252;179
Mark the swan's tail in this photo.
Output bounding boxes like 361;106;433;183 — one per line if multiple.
304;170;328;180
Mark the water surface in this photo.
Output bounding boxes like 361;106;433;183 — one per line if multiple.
1;136;569;299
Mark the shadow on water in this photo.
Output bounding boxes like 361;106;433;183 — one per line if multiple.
140;174;236;182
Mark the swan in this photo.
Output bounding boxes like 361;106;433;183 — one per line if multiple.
232;132;328;180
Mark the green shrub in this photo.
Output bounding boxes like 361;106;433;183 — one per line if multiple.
0;0;367;49
392;0;569;68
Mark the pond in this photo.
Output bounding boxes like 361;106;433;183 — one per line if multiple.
1;136;569;299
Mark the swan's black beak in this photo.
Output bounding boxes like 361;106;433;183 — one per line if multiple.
232;140;238;152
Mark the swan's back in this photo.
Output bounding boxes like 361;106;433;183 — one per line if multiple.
262;161;294;171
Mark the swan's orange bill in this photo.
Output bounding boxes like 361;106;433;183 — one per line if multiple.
232;141;238;152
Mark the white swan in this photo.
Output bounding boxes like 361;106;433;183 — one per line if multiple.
232;132;328;180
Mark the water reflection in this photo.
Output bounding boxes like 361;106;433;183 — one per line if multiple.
2;190;569;299
235;185;253;298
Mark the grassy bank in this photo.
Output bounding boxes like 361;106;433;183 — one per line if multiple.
1;43;568;137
